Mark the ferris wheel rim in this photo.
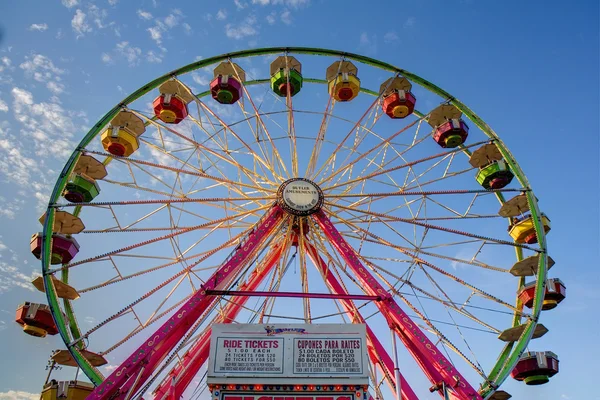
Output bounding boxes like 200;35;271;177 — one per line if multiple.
38;46;550;398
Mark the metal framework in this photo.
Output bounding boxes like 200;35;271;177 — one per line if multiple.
38;47;550;400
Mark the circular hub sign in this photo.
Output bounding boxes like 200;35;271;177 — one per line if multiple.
277;178;324;216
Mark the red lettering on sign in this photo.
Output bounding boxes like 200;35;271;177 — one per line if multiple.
223;340;243;348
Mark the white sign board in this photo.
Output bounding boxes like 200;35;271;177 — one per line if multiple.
218;392;360;400
208;324;368;385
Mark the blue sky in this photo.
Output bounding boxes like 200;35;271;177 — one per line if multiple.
0;1;598;400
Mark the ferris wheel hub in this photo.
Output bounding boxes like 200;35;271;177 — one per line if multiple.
277;178;324;216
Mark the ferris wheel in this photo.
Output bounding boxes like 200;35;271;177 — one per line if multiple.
17;47;566;400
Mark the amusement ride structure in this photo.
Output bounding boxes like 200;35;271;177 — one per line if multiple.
16;47;565;400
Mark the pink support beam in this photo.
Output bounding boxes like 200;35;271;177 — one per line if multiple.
153;240;287;400
304;240;419;400
89;206;285;400
312;210;482;400
206;290;382;301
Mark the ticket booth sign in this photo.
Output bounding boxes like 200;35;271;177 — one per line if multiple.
207;324;369;385
219;393;359;400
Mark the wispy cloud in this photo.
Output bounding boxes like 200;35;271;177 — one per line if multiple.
0;238;41;294
101;52;113;65
234;0;248;10
19;54;66;94
383;31;399;43
280;9;292;25
225;15;258;39
216;9;227;20
137;9;153;20
142;9;188;48
28;23;48;32
116;41;142;67
146;51;163;63
0;390;40;400
358;32;377;55
71;9;92;38
250;0;309;6
61;0;79;8
403;16;416;29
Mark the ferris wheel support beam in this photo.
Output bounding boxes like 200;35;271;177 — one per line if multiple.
304;240;418;400
153;240;287;400
88;205;285;400
312;210;482;400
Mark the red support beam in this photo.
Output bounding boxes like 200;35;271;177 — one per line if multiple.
312;210;482;400
304;239;419;400
153;240;287;400
88;206;285;400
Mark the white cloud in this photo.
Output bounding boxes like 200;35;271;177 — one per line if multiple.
234;0;247;9
250;0;309;7
0;238;41;294
28;23;48;32
0;390;39;400
280;9;291;25
358;32;377;55
403;16;416;29
88;4;109;29
146;51;163;63
108;0;118;5
10;87;78;159
19;54;67;94
137;9;153;20
216;9;227;20
359;32;370;46
145;11;188;45
116;41;142;66
383;31;399;43
147;26;163;45
20;54;65;78
165;14;178;28
0;99;7;112
266;11;276;25
104;364;118;373
2;85;84;212
101;52;113;65
225;15;258;39
72;9;92;38
61;0;79;8
46;81;65;95
192;71;211;86
0;196;21;219
284;0;309;7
